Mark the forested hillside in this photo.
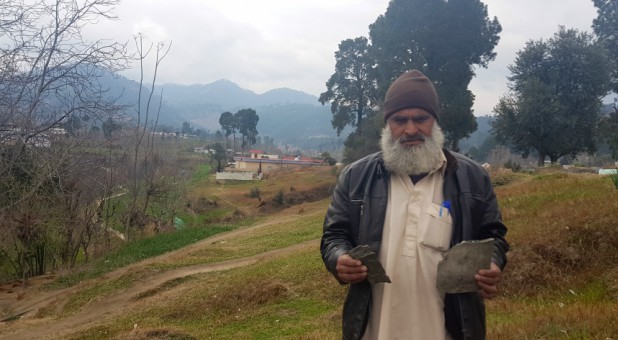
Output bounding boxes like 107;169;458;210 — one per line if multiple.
98;73;343;148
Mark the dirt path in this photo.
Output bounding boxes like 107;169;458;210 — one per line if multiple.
0;211;321;340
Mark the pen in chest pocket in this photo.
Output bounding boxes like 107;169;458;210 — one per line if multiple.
439;200;451;217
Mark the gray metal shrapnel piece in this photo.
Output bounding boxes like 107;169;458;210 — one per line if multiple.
348;245;391;285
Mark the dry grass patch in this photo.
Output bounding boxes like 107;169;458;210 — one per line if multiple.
487;298;618;339
193;166;337;217
70;325;198;340
485;171;618;336
132;276;194;301
488;167;527;186
496;173;618;298
210;279;290;313
120;327;197;340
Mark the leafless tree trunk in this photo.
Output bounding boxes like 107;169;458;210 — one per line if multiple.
124;34;170;241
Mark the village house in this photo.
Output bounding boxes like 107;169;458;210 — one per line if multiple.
234;149;324;173
215;149;325;181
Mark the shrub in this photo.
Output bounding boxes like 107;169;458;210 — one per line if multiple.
504;159;522;172
273;189;285;205
249;187;261;201
321;151;337;166
490;168;515;186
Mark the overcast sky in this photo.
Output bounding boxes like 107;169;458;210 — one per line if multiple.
91;0;600;116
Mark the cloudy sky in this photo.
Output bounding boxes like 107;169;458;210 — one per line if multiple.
90;0;600;115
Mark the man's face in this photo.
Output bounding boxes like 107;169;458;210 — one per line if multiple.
381;107;443;175
387;108;435;146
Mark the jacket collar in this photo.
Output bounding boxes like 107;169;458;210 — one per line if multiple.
442;148;459;177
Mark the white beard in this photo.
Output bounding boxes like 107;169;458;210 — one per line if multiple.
380;123;445;176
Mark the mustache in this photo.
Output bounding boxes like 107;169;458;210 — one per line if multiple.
398;134;426;144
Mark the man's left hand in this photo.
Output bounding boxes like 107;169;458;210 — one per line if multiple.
475;262;502;299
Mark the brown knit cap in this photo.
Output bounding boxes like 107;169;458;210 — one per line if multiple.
383;70;440;122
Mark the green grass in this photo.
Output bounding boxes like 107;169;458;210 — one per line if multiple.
61;273;139;315
51;207;323;324
191;162;213;184
148;210;324;270
173;203;248;227
48;225;234;289
67;242;346;340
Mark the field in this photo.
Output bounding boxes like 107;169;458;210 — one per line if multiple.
1;166;617;339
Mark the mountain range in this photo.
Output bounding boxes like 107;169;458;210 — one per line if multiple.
101;73;340;148
102;73;508;152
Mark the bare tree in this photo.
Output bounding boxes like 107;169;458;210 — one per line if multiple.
123;34;171;241
0;0;129;281
0;0;128;211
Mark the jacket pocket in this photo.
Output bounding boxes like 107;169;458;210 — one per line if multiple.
419;203;452;251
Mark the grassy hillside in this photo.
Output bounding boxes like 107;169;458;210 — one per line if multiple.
489;171;618;338
1;168;617;339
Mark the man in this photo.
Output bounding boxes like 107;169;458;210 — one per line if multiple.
320;70;509;340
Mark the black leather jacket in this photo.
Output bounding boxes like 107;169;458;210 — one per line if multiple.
321;150;509;340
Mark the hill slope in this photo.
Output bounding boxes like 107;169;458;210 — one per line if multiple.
1;169;617;339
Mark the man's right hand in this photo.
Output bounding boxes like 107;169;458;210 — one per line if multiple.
336;254;368;284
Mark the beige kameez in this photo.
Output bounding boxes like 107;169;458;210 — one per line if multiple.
363;158;453;340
